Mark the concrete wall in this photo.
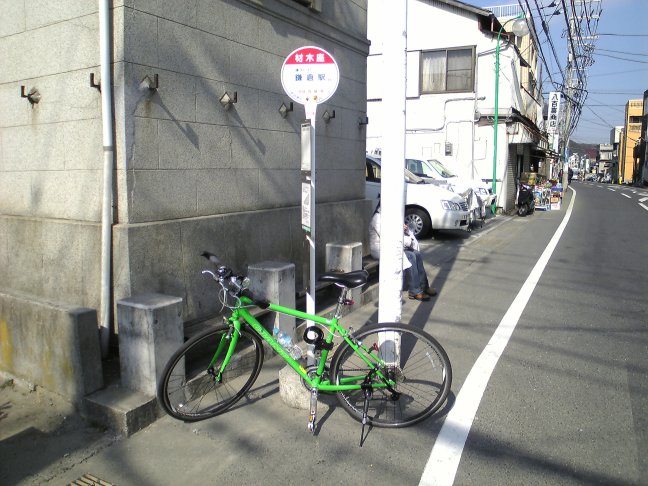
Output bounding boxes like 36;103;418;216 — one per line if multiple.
1;0;370;395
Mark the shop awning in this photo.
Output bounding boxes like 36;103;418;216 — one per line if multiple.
506;122;541;144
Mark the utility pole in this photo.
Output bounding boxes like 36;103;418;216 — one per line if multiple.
561;0;601;186
561;11;576;190
378;0;407;324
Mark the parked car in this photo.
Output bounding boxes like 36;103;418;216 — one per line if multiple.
405;158;494;225
405;158;496;206
365;155;470;238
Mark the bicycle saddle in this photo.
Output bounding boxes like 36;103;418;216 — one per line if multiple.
319;270;369;289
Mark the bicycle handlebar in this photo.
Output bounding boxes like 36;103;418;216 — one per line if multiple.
201;251;270;308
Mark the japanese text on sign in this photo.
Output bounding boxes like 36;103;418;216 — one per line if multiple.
281;46;339;106
547;91;562;134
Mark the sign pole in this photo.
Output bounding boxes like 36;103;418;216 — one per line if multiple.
301;114;316;323
281;46;339;365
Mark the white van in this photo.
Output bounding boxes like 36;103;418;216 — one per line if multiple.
366;155;469;238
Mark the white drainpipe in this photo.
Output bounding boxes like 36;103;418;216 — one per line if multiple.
98;0;114;358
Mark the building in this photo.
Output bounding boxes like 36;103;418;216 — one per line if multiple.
366;0;547;212
619;99;643;183
0;0;370;401
598;144;614;178
641;90;648;185
610;126;623;178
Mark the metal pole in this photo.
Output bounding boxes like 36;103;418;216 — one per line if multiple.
491;25;503;215
491;14;526;214
99;0;114;358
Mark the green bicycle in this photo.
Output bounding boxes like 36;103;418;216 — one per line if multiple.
157;251;452;440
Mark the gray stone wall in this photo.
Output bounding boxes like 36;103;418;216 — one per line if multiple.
0;1;104;315
111;0;370;321
1;0;369;351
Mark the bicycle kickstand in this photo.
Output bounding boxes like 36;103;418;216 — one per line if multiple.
307;388;318;434
359;381;373;447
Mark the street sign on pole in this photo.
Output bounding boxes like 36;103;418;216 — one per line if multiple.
281;46;340;126
281;46;339;328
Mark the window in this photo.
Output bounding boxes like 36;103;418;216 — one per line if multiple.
420;47;475;94
366;159;382;182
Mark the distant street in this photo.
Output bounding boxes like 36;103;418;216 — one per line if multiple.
419;182;648;485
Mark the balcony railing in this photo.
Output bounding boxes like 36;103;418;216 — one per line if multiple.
482;4;524;18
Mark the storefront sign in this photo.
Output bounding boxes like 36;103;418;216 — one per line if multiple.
547;91;562;134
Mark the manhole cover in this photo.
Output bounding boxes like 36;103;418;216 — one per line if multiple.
69;473;115;485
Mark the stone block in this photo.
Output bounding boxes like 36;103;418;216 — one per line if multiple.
117;293;183;396
0;0;25;37
122;8;159;66
0;291;103;403
124;169;197;221
83;384;158;437
248;261;296;339
326;241;363;303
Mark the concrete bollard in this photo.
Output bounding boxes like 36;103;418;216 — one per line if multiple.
247;261;296;341
326;241;363;302
117;293;183;396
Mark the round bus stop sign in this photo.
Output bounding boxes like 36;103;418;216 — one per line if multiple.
281;46;339;111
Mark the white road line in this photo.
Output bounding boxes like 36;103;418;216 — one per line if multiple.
622;193;631;199
640;203;648;212
418;188;577;486
640;197;648;203
608;188;616;192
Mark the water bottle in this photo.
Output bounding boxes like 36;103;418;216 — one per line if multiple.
272;327;303;360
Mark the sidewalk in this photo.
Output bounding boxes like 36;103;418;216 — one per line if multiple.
0;298;388;486
0;214;507;485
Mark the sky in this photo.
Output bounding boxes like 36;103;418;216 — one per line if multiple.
468;0;648;145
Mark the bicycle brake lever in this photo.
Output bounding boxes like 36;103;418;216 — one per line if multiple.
201;270;218;280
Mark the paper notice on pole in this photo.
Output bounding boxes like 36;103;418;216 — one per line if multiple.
301;183;311;232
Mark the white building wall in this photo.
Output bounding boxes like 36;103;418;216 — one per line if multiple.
367;0;541;211
367;0;527;190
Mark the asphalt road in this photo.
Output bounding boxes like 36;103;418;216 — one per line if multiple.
2;182;647;485
426;182;648;486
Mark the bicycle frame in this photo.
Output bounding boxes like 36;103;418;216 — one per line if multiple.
215;296;395;393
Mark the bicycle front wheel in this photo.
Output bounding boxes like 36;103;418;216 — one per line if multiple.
157;323;264;422
330;322;451;428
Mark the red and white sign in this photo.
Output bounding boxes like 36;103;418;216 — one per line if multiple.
281;46;339;106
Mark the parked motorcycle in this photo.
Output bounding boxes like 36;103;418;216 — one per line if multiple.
516;183;535;217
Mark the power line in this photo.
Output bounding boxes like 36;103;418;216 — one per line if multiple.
596;33;648;37
597;48;648;58
594;52;648;64
587;67;648;78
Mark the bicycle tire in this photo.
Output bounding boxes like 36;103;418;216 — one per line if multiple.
157;323;264;422
330;322;451;428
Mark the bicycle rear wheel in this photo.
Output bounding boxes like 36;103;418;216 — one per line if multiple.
330;322;451;428
157;323;264;422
